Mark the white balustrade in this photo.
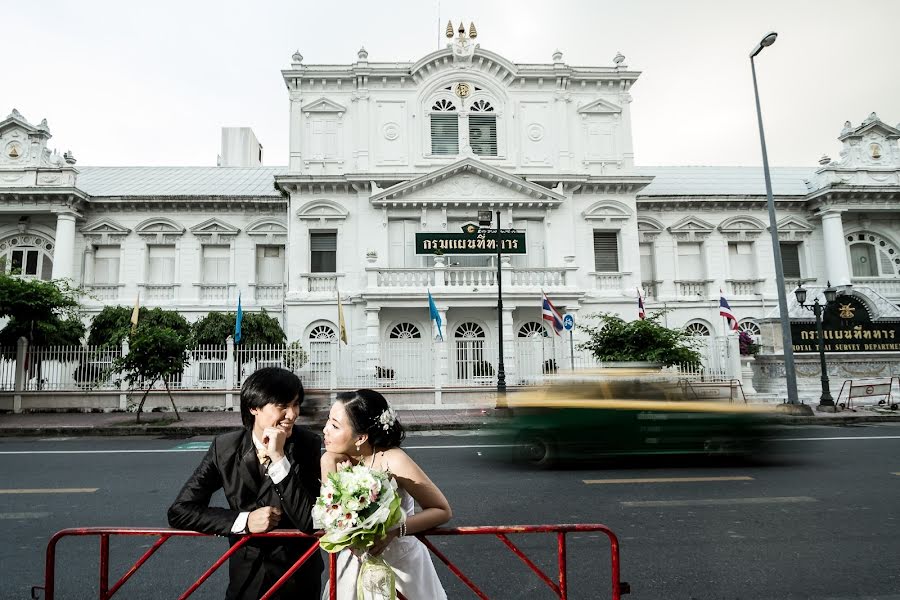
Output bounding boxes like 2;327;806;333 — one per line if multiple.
592;272;624;292
199;284;229;302
372;266;569;288
728;280;760;296
444;268;496;288
676;280;708;298
89;285;120;301
255;284;284;303
306;275;338;292
376;269;435;287
143;284;175;302
851;278;900;297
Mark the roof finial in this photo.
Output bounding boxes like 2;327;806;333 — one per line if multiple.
445;20;454;38
458;21;465;36
468;22;477;39
292;50;303;64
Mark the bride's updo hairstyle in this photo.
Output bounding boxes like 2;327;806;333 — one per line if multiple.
337;389;406;449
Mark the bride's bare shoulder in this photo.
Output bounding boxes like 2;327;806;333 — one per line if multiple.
376;447;414;471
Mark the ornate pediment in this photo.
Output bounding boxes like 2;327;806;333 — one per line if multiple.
135;217;186;244
370;158;564;207
667;216;714;241
774;215;814;241
0;109;75;172
815;113;900;178
577;99;623;115
718;215;766;240
637;217;664;242
246;218;288;243
582;200;632;223
296;199;349;222
190;218;240;243
80;218;131;244
302;97;347;116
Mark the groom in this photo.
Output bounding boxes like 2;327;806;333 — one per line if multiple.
168;367;323;599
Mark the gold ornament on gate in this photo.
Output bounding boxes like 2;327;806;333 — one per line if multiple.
839;303;855;319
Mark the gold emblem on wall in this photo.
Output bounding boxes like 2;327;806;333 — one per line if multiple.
455;82;471;98
838;303;856;319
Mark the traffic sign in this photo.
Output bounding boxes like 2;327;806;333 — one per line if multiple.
563;314;574;331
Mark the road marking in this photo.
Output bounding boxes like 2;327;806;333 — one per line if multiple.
0;488;98;494
585;476;753;485
892;472;900;476
172;442;212;450
780;435;900;441
0;443;517;455
620;496;817;508
0;512;51;519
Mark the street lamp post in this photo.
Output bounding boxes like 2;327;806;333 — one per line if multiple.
750;32;810;414
794;282;839;411
495;210;507;395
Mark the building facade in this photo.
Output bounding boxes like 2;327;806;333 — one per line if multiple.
2;26;899;389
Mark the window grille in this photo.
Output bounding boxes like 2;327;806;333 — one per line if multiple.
779;243;801;278
310;232;337;273
593;231;619;272
469;114;497;156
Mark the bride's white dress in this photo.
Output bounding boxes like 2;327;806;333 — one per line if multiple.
324;486;447;599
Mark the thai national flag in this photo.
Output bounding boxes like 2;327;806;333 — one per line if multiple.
719;291;739;331
541;292;564;336
637;288;646;320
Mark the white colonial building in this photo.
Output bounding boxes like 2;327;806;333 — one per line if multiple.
2;25;899;395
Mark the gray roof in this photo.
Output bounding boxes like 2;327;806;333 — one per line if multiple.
635;166;815;197
76;166;285;197
71;165;817;198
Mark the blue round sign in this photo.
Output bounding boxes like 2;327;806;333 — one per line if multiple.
563;314;574;331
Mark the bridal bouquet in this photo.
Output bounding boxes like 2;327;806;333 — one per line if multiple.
313;461;405;599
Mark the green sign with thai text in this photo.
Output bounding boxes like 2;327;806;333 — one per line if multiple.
415;230;527;255
790;295;900;353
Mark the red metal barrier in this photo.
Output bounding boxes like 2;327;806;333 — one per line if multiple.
33;524;628;600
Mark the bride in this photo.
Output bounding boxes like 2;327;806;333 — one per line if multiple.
319;389;451;599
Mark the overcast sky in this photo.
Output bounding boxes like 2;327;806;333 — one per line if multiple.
4;0;898;168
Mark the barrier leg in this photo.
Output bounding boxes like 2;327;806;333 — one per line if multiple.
99;534;109;600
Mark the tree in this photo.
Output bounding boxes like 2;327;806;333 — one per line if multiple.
577;311;702;367
190;310;286;346
113;309;192;422
86;305;135;347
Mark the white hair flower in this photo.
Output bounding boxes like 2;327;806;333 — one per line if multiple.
377;407;397;431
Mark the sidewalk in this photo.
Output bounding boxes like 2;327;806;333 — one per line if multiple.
0;403;898;437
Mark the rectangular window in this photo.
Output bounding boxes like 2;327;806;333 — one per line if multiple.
639;243;655;281
677;242;704;279
593;231;619;272
310;232;337;273
469;115;497;156
850;244;877;277
202;245;230;284
93;246;121;285
147;245;175;284
388;220;420;268
430;114;459;155
779;243;801;278
256;245;285;284
728;242;755;279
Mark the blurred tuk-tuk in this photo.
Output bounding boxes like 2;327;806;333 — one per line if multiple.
497;369;775;467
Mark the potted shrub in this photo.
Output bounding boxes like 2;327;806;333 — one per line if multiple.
577;311;701;369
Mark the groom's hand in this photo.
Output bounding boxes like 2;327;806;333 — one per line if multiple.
247;506;282;533
263;427;288;463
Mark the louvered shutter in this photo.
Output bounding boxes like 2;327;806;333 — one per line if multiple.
310;232;337;273
593;231;619;272
779;243;801;278
469;115;497;156
430;114;459;155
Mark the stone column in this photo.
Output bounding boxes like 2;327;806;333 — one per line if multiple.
365;306;380;377
820;210;851;286
502;306;517;384
83;245;95;286
50;211;78;280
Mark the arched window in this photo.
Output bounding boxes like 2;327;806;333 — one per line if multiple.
309;325;336;340
454;322;490;382
455;322;485;338
685;322;711;337
739;320;761;337
468;99;497;157
389;323;422;339
517;322;547;338
430;99;458;155
847;233;900;277
0;234;54;280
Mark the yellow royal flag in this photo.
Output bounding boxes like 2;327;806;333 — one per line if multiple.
337;290;348;345
130;294;140;332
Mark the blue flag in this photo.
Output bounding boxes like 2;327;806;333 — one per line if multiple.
427;289;443;341
234;292;243;343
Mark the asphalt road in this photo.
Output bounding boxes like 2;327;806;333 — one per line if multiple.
1;424;899;599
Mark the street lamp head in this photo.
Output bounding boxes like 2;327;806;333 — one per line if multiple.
823;281;838;304
794;284;807;306
750;31;778;58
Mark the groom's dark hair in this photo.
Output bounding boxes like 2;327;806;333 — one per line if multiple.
337;389;405;448
240;367;303;428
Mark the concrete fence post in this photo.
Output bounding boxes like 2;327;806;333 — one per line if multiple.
14;336;27;413
225;336;235;410
119;339;130;410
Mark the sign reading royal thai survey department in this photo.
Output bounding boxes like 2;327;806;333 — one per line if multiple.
415;227;527;255
790;295;900;353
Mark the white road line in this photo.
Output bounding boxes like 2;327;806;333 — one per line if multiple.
0;488;98;494
780;436;900;441
620;496;817;508
0;444;516;455
0;512;51;519
585;476;753;485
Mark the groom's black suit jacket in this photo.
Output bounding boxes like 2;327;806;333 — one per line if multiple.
168;428;324;600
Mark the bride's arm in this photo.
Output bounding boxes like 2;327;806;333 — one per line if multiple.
386;449;452;534
320;451;349;482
